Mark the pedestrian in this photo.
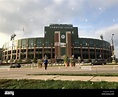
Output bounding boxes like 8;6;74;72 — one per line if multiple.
44;57;48;70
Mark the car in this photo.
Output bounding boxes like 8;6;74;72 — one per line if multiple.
115;58;118;63
56;58;64;64
0;60;2;65
91;59;106;65
10;63;21;68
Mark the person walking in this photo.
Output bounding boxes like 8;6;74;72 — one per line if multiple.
44;57;48;70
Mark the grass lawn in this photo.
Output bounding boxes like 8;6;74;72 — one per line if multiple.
0;79;118;89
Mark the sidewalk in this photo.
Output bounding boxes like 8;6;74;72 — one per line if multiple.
24;75;118;82
1;74;118;82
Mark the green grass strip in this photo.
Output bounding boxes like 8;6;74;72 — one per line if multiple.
27;73;118;76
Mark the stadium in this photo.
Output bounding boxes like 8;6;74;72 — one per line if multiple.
1;24;112;63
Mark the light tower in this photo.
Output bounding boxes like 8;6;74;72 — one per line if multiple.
10;33;16;65
111;34;116;64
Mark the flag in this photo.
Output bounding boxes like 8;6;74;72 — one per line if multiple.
100;34;103;40
10;34;16;41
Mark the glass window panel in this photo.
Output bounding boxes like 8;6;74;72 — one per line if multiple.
29;39;34;47
45;41;49;46
37;41;42;47
82;39;86;46
22;40;27;47
89;40;93;45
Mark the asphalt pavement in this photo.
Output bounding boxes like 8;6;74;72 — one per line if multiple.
0;64;118;82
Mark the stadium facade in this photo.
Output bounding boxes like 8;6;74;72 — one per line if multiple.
2;24;112;63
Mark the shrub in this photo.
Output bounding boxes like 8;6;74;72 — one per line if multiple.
24;58;31;63
32;58;37;63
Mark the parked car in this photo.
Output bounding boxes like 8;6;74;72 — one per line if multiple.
115;58;118;63
0;60;2;65
91;59;106;65
10;63;21;68
56;58;64;64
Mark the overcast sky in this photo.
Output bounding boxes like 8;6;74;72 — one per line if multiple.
0;0;118;57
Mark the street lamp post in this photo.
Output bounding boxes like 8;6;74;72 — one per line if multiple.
111;34;116;63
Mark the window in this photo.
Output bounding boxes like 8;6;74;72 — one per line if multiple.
82;39;86;46
89;40;94;46
37;41;42;47
103;42;106;47
72;31;74;34
74;41;79;46
22;39;27;47
45;41;49;47
29;39;34;47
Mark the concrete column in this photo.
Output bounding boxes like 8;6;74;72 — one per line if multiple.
51;43;53;62
19;45;21;59
106;50;108;59
80;44;83;59
54;31;60;57
42;44;44;58
102;48;104;59
26;45;28;59
88;44;90;59
100;45;102;59
16;46;18;60
66;31;72;57
94;45;96;59
7;50;8;60
34;44;36;58
72;44;74;55
10;47;13;60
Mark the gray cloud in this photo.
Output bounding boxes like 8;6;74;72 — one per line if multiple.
1;0;117;35
0;0;85;33
103;25;118;46
0;0;118;57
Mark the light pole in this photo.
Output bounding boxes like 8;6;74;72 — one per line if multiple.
111;34;116;63
10;33;16;65
100;34;103;59
111;34;114;49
